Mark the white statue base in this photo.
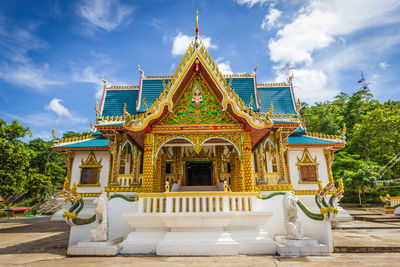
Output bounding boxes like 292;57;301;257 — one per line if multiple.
274;236;329;257
67;236;122;256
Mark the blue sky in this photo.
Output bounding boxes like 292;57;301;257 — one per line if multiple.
0;0;399;140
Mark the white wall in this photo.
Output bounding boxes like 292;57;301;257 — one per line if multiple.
70;151;110;194
287;147;330;191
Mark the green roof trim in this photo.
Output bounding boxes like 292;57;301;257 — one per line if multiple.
288;135;344;145
54;137;109;149
226;77;257;110
258;86;296;114
138;79;170;112
102;89;138;117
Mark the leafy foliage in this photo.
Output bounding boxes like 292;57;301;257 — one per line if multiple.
0;119;86;206
301;89;400;203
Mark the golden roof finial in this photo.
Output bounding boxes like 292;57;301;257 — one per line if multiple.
249;94;254;107
288;71;294;83
123;103;131;119
195;9;199;48
102;75;107;85
297;98;301;110
52;128;57;139
95;100;100;116
253;64;258;74
138;64;144;76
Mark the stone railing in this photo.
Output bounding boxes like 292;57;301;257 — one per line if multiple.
117;174;137;187
136;192;258;214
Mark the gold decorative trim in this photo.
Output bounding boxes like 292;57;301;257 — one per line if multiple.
79;151;103;185
256;184;293;191
296;148;319;183
77;183;100;187
137;191;259;197
78;193;101;197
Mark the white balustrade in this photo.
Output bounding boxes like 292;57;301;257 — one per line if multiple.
137;193;257;214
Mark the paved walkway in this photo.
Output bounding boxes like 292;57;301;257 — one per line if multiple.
1;210;400;266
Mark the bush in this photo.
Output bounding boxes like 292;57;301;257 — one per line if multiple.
31;207;38;215
0;210;7;218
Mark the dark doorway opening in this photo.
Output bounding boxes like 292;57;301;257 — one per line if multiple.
186;161;212;186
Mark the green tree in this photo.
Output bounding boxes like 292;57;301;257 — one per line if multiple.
0;120;33;198
332;152;380;205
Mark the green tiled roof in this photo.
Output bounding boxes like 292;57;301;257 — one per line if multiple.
258;86;296;114
54;137;109;149
293;127;306;134
138;79;170;112
102;89;138;117
227;78;257;110
137;77;258;112
288;135;343;145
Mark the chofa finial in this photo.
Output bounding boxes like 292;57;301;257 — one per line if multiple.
195;9;199;49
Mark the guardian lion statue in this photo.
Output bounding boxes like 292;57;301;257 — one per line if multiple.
90;193;108;242
283;191;304;240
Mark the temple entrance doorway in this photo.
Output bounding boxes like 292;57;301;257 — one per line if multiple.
186;161;212;186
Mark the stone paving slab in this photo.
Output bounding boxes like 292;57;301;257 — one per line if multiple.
1;215;400;266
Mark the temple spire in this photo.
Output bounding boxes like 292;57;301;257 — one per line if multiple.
195;9;199;49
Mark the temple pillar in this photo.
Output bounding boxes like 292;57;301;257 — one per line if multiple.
323;148;334;185
109;134;122;185
132;148;139;182
62;151;75;189
242;131;254;192
234;154;244;191
160;153;167;191
258;146;265;182
174;147;182;185
229;152;236;191
275;129;288;184
153;156;162;192
215;146;222;185
142;133;154;192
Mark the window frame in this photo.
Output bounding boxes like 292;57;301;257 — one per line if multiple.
78;152;102;187
296;148;319;184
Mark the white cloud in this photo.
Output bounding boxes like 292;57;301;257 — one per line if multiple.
379;62;390;69
236;0;270;8
72;66;104;98
266;0;400;103
275;68;337;102
261;8;281;30
0;64;63;90
77;0;133;32
171;32;217;56
218;62;234;75
45;98;86;123
268;0;400;65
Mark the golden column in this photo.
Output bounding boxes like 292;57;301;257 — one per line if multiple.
175;147;182;185
215;146;222;185
132;148;139;182
275;129;288;184
160;153;167;191
109;134;122;185
142;133;154;192
153;156;162;192
258;146;265;182
242;131;254;191
234;153;244;191
323;148;334;185
62;151;75;190
229;152;236;191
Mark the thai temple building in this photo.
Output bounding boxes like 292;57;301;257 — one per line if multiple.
52;12;350;257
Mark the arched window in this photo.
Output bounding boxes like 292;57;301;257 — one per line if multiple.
79;152;102;185
296;148;319;183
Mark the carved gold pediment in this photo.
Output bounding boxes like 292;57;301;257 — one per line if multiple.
157;74;239;126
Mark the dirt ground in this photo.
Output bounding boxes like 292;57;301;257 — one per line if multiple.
1;213;400;267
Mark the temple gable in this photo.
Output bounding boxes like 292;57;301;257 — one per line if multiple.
157;74;240;126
